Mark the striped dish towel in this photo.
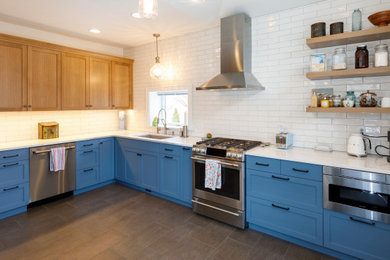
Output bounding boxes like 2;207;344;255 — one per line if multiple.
50;147;66;172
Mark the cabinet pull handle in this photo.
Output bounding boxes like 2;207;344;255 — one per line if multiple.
272;203;290;211
3;162;19;168
292;168;309;173
350;217;375;226
256;162;269;167
83;144;93;147
164;148;173;152
272;175;290;181
164;156;173;159
83;168;94;172
182;147;191;151
3;154;19;159
28;105;32;108
137;153;142;156
83;150;94;154
100;142;103;144
3;186;19;192
145;188;152;192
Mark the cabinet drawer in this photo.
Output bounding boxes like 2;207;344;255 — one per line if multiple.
76;149;98;170
0;149;29;164
281;161;322;181
160;144;181;156
324;210;390;260
76;167;99;189
0;182;29;213
247;196;323;246
0;160;29;187
77;140;99;151
246;156;280;173
247;170;322;213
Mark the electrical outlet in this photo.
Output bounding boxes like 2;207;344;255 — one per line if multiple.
363;126;381;135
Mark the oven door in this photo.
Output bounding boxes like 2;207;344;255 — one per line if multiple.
324;174;390;224
192;155;244;210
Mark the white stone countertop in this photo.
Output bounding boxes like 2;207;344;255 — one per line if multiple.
0;131;201;152
246;145;390;175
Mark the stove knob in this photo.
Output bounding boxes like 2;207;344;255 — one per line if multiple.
227;152;232;157
237;154;242;159
195;148;200;153
201;149;206;154
192;147;196;152
231;153;237;158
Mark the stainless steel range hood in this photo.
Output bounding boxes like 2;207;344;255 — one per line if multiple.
197;13;264;91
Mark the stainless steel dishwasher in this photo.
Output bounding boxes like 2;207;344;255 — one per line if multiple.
30;143;76;203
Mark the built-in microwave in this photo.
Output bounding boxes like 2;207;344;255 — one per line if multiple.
323;166;390;224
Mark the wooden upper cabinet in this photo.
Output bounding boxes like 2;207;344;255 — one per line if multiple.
111;61;133;109
62;53;89;110
28;47;61;110
88;57;111;109
0;41;27;111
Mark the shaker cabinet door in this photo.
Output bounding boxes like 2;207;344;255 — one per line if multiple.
0;41;27;111
111;61;132;109
62;52;89;110
88;57;111;109
28;47;61;110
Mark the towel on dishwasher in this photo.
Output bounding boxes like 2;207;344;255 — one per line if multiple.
205;159;221;190
50;147;66;172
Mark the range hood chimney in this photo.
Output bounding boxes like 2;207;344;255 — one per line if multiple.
197;13;264;91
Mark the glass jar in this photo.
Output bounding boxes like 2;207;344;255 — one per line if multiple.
360;90;378;107
334;95;342;107
332;48;347;70
355;45;369;69
321;95;330;108
352;9;362;31
375;44;389;67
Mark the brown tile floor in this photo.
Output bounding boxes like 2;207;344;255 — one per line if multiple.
0;184;336;260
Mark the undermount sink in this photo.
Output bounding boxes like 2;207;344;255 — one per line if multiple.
137;134;173;140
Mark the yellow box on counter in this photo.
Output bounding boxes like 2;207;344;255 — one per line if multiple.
38;122;59;139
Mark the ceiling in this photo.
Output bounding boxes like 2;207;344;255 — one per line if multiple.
0;0;323;48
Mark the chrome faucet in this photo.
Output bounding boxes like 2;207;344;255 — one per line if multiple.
156;108;167;134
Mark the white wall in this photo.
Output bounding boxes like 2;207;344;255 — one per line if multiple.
0;21;123;142
125;0;390;153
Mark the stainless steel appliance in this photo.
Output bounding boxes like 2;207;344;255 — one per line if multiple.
30;143;76;203
324;166;390;224
197;13;264;91
192;138;263;228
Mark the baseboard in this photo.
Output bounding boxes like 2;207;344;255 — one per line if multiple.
0;206;27;220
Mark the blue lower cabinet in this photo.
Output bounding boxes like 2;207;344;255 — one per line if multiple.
324;209;390;260
247;196;323;246
115;139;126;181
281;161;322;182
99;138;114;182
247;169;322;213
180;147;192;204
76;149;98;170
0;160;29;187
160;154;181;199
141;152;159;191
124;149;141;186
0;182;29;213
76;167;99;189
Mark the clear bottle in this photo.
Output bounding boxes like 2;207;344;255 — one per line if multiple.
334;95;342;107
332;48;347;70
311;91;318;107
375;44;389;67
352;9;362;31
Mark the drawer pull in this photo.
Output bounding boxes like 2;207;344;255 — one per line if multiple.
3;154;19;159
256;162;269;167
3;186;19;192
3;162;19;168
137;153;142;157
272;175;290;181
83;144;93;147
350;217;375;226
83;168;94;172
83;150;94;154
164;156;173;159
182;147;191;151
292;168;309;173
272;203;290;211
164;148;173;152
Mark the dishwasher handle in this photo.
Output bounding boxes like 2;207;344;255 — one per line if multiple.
32;146;76;154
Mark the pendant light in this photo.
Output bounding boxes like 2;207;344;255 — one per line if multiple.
138;0;158;19
150;33;165;79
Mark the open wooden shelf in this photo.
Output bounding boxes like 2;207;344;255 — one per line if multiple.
306;26;390;49
306;66;390;80
306;107;390;113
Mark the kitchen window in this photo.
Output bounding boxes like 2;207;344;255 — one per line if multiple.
148;90;188;127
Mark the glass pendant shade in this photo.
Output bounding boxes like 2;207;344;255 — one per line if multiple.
138;0;158;19
150;60;164;79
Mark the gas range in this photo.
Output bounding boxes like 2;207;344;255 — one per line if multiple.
192;137;265;162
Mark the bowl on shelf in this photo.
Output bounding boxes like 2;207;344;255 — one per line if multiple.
368;10;390;27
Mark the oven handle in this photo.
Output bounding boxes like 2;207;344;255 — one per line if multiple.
191;200;241;217
191;156;242;168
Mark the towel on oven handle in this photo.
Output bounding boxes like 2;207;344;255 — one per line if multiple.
205;159;221;190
